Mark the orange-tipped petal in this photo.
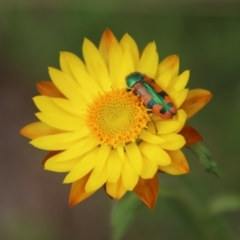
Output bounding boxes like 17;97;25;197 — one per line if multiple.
181;89;213;119
159;150;189;175
42;151;62;165
36;81;65;98
134;174;158;209
156;55;179;79
137;42;158;78
59;51;87;81
99;28;118;67
83;38;111;91
20;122;64;139
69;172;95;206
120;33;139;69
179;125;203;146
106;177;127;200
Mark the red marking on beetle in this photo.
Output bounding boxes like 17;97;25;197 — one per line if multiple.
152;104;173;119
142;76;177;118
128;73;177;119
143;76;163;93
132;82;152;106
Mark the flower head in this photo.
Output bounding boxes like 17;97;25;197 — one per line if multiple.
20;29;212;209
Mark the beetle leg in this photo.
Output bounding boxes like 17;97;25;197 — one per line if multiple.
150;116;158;134
146;110;158;133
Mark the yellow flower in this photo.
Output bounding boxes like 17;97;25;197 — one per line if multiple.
20;29;212;209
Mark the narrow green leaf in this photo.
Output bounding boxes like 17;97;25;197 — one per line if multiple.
110;193;143;240
209;195;240;215
187;142;222;178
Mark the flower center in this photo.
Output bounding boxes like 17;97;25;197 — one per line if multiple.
86;89;149;147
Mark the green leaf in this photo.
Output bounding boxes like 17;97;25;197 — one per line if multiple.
110;193;143;240
209;195;240;215
187;142;222;178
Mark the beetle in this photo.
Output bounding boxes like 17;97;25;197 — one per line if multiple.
125;72;176;119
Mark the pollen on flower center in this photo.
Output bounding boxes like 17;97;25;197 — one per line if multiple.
86;89;149;147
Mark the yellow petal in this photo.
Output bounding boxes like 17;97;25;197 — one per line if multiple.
122;49;135;86
35;112;84;131
48;67;86;102
51;98;86;117
156;55;179;79
155;68;173;90
94;145;112;172
120;33;139;69
83;38;111;91
108;40;124;88
181;89;213;119
139;142;171;166
61;130;90;142
160;133;186;150
99;28;118;67
167;70;190;92
36;81;65;98
63;148;98;183
125;143;142;175
116;145;125;162
137;42;158;78
106;176;127;199
172;109;187;132
30;132;80;150
107;149;122;183
20;122;63;139
159;150;189;175
140;155;158;179
134;174;158;209
172;88;189;108
42;151;61;165
53;138;98;162
60;51;87;80
85;167;108;193
60;52;102;97
33;96;73;115
149;120;181;135
121;156;139;190
69;173;95;206
139;131;166;144
44;155;80;172
85;145;111;192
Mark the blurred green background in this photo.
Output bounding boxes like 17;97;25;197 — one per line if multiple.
1;0;240;239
